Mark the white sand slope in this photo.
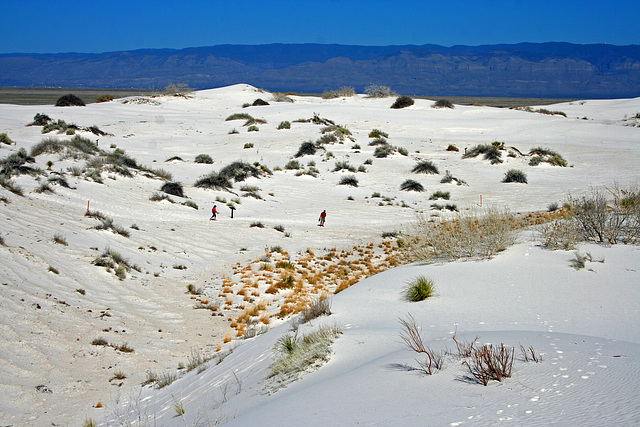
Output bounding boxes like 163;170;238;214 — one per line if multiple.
0;85;638;426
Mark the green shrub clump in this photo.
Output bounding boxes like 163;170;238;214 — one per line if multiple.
400;179;425;192
277;121;291;130
403;276;436;301
391;95;415;109
412;160;439;175
502;169;528;183
432;99;454;109
195;154;213;164
55;94;85;107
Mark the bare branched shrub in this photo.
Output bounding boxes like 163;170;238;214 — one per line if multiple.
538;218;582;250
399;314;436;375
322;87;356;99
365;84;395;98
463;344;515;386
452;328;479;358
520;344;542;363
411;208;524;261
570;186;640;244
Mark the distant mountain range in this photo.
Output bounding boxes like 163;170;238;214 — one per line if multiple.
1;42;639;98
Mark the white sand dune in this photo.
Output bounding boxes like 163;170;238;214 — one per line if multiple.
0;84;638;426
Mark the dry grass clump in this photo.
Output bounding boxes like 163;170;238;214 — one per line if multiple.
411;208;524;261
322;86;356;99
266;324;342;389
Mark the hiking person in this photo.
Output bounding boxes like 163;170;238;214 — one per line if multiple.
318;210;326;227
210;205;218;221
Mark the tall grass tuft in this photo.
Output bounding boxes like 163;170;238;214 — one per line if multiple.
403;276;436;302
412;160;439;175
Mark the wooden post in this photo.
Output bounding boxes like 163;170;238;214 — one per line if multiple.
87;200;90;213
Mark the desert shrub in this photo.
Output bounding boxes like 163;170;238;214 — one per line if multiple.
164;83;193;96
390;95;414;109
338;175;359;187
267;325;341;384
318;133;338;144
400;179;424;192
194;171;232;190
334;160;356;172
277;121;291;130
569;186;640;244
432;99;454;109
226;113;253;121
247;125;259;132
195;154;213;164
368;129;389;138
219;160;264;182
502;169;528;183
161;182;184;198
365;84;395;98
373;144;394;158
271;92;294;103
322;86;356;99
0;148;37;176
398;147;408;156
300;295;332;323
55;94;85;107
412;160;439;175
446;144;459;152
368;137;387;146
250;221;265;228
412;208;524;261
403;276;436;302
398;314;438;375
295;141;320;158
252;98;269;106
539;219;582;250
244;143;254;149
463;344;515;386
285;160;301;170
30;113;52;126
95;95;114;103
68;135;99;154
429;191;450;200
0;133;13;145
229;128;239;134
463;144;503;164
30;138;64;156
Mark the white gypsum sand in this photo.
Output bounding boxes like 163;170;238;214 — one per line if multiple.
0;85;638;426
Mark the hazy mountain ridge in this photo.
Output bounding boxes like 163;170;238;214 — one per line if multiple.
1;42;639;97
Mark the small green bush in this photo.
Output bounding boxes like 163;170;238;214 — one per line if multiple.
225;113;253;121
247;125;259;132
295;141;320;158
338;175;359;187
412;160;439;175
30;113;52;126
373;144;394;158
369;129;389;138
161;182;184;198
334;161;356;172
400;179;425;192
403;276;436;301
391;95;414;109
194;172;232;190
0;133;13;145
285;160;301;170
277;121;291;130
55;94;85;107
432;99;454;109
95;95;114;103
502;169;528;183
429;191;450;200
446;144;459;152
195;154;213;164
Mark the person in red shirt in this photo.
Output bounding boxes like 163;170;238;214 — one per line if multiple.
210;205;218;221
318;210;326;227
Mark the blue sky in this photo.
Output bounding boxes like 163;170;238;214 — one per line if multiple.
1;0;638;54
